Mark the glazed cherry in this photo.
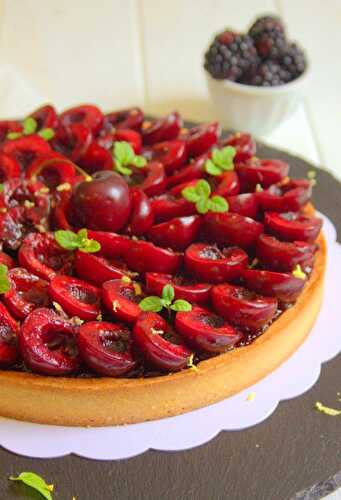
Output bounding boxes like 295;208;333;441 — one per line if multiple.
148;215;201;251
212;170;240;197
133;312;192;371
256;234;317;272
179;122;220;157
112;129;142;153
142;140;187;174
26;152;76;189
104;107;144;131
30;104;59;130
19;308;80;375
185;243;248;283
167;153;207;188
141;112;182;145
125;188;154;236
4;267;50;319
236;158;289;191
204;212;264;249
0;251;15;269
75;251;129;285
264;212;322;242
52;190;74;230
53;123;92;162
78;142;113;174
60;104;104;135
220;132;256;163
124;239;182;274
86;230;130;258
2;135;51;170
227;193;259;219
0;302;19;367
49;275;101;321
175;305;242;353
146;272;211;305
78;321;136;376
130;162;167;197
0;153;21;181
257;179;312;212
211;284;278;330
151;194;195;223
240;269;306;303
19;233;72;281
102;279;142;325
71;171;132;232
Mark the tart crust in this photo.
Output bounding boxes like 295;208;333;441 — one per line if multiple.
0;232;326;427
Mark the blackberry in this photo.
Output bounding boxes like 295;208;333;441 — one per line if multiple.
247;61;290;87
248;15;287;59
280;43;307;80
204;30;259;81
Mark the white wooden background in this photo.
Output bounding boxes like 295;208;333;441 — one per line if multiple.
0;0;340;181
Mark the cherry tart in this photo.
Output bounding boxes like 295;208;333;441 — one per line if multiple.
0;105;325;427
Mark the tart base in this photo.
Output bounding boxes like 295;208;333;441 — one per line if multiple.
0;234;326;427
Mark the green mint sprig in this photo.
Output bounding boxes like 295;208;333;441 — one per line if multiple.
9;471;54;500
7;117;55;141
205;146;236;176
54;228;101;253
113;141;147;176
182;179;228;214
139;284;192;313
0;264;10;294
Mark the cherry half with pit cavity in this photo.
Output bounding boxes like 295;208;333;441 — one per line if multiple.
146;272;212;306
236;158;289;191
125;239;182;275
240;269;306;303
0;302;19;367
204;212;264;249
220;132;256;163
148;215;201;251
104;107;144;131
75;250;128;285
102;279;142;325
142;140;187;175
179;122;220;157
264;212;322;242
60;104;104;135
142;112;182;145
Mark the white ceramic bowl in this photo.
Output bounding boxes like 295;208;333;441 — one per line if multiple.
205;68;309;136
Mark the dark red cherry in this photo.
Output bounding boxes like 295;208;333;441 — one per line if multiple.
53;123;92;162
0;153;21;181
133;312;192;372
52;190;74;230
19;233;72;280
175;305;242;353
236;158;289;191
19;308;80;375
71;171;132;232
104;107;144;131
30;104;59;129
227;193;259;219
148;215;201;251
0;251;15;269
78;142;113;174
264;212;322;242
185;243;248;283
60;104;104;135
257;179;312;212
102;279;142;325
125;188;154;236
212;170;240;197
141;112;182;145
78;321;136;376
2;135;51;170
0;302;19;367
49;275;101;321
220;132;256;162
204;212;264;249
211;284;278;330
26;152;76;189
142;140;187;174
125;239;182;274
167;153;207;188
146;272;211;305
151;194;195;223
75;250;128;285
256;233;317;272
114;129;142;154
86;230;130;258
240;269;306;303
130;161;167;197
0;120;22;144
179;122;220;157
4;267;50;320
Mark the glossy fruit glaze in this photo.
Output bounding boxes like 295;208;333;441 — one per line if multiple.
0;104;322;377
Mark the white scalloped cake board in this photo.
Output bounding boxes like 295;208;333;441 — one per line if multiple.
0;214;338;460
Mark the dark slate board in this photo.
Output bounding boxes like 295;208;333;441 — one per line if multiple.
0;133;341;500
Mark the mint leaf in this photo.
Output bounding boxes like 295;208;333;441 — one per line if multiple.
195;179;211;198
132;155;147;168
115;162;132;176
139;296;163;312
114;141;135;166
23;117;38;135
54;230;80;250
77;228;88;241
38;128;55;141
0;184;4;193
79;239;101;253
208;195;229;213
196;197;210;214
162;284;174;305
212;146;235;171
205;159;222;176
170;299;192;312
9;472;53;500
7;132;22;140
182;186;200;203
0;264;10;294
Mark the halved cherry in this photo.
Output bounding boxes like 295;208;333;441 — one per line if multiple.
236;158;289;191
175;305;241;353
52;190;74;230
30;104;59;129
60;104;104;135
0;120;22;144
128;161;167;197
19;308;80;375
257;179;312;212
166;153;207;188
49;275;101;321
0;153;21;181
102;279;142;324
18;233;73;280
125;188;154;236
146;272;211;305
53;123;92;163
87;230;130;258
124;239;182;274
0;251;15;269
133;312;192;371
4;267;50;319
113;129;142;154
264;212;322;242
0;207;25;251
179;122;220;157
212;170;240;197
0;302;19;367
151;194;195;223
220;132;256;163
2;135;51;170
78;321;136;376
211;284;278;330
142;140;187;174
26;152;76;188
78;142;112;174
227;193;259;219
240;269;306;303
75;251;129;285
204;212;264;249
104;107;144;131
148;215;201;251
185;243;248;283
256;233;317;272
142;112;182;145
